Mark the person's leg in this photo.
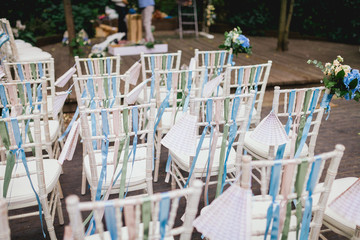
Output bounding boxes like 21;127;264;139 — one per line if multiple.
141;5;154;42
118;6;128;39
115;5;128;40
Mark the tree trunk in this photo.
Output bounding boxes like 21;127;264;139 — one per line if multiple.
63;0;76;54
277;0;295;51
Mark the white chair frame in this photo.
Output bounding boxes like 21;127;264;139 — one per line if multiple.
79;101;156;200
0;111;64;240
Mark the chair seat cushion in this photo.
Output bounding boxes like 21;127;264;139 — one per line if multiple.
312;177;358;237
244;131;308;159
85;221;174;240
83;147;149;190
0;159;61;209
200;198;297;239
15;42;33;49
170;135;236;175
18;50;52;62
251;200;297;239
28;119;60;143
18;46;43;53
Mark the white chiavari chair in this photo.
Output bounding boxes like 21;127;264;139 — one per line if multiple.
79;101;156;200
0;111;64;240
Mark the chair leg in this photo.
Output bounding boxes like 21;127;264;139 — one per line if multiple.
81;144;87;195
57;181;64;199
56;187;64;225
154;130;162;182
171;161;176;190
41;197;57;240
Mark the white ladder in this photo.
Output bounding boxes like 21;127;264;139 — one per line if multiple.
177;0;199;39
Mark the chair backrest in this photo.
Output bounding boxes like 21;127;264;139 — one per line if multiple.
79;100;156;200
194;49;233;73
272;85;326;158
73;73;128;109
0;79;54;159
224;60;272;126
74;55;121;77
0;111;45;199
140;51;182;102
0;18;18;62
66;179;202;240
186;92;255;182
3;58;56;113
241;144;345;239
0;198;11;240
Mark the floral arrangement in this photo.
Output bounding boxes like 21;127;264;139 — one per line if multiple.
219;27;252;55
308;56;360;101
205;4;215;27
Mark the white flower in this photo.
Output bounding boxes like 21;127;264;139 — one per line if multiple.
325;62;331;68
337;55;344;62
333;60;340;66
342;65;351;76
232;33;239;42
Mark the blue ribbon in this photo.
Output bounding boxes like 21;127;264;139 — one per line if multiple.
17;64;33;110
87;60;94;75
220;96;241;193
0;33;9;47
184;99;213;188
182;71;193;112
11;118;46;238
227;53;233;65
235;68;244;94
110;76;117;108
124;107;138;197
149;56;156;101
159;193;170;240
104;202;117;240
200;53;209;97
95;110;110;200
106;58;111;74
320;91;333;120
300;156;322;239
246;66;262;131
294;89;320;159
264;91;296;240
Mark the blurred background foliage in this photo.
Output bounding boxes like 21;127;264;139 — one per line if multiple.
1;0;359;45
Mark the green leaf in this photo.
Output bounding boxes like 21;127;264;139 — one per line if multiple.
349;79;358;90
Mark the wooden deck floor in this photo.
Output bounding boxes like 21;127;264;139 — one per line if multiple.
8;32;360;239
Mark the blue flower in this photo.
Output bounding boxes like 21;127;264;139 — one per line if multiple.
343;69;360;90
237;35;250;48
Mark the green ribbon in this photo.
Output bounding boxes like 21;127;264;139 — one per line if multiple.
248;67;256;88
119;109;130;199
215;97;230;197
0;121;15;198
142;196;152;240
281;90;312;239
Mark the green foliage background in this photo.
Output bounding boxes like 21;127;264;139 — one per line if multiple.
1;0;359;44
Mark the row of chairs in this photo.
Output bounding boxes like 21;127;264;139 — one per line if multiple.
0;143;348;240
0;46;357;240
